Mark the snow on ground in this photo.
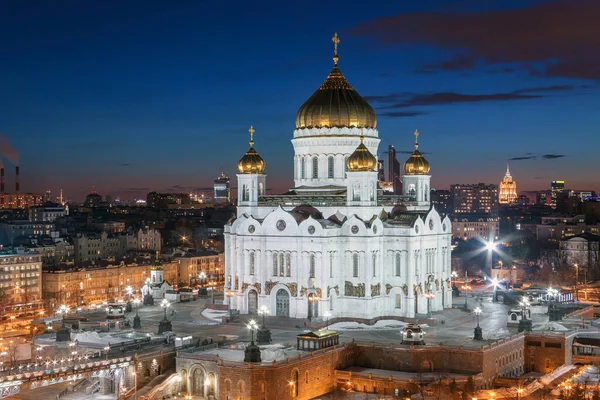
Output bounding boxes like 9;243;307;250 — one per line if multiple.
327;319;407;331
534;321;569;332
201;308;229;322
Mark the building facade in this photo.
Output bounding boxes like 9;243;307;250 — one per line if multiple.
42;257;178;307
499;162;517;205
73;229;161;264
450;183;499;216
551;180;565;209
0;251;43;313
452;215;500;242
213;173;231;204
560;233;600;272
173;250;225;286
224;36;452;320
28;203;66;222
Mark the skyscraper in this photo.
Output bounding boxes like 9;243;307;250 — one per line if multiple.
388;145;401;194
499;162;517;204
551;180;565;209
213;172;231;204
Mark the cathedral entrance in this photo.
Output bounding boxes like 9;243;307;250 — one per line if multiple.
191;368;204;396
248;289;258;314
276;289;289;317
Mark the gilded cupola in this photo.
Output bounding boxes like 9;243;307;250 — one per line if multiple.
150;250;163;271
238;125;266;174
403;130;430;175
347;136;377;171
295;33;377;130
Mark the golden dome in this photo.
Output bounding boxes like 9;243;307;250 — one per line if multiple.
295;34;377;130
150;250;163;271
403;129;431;175
238;125;266;174
347;136;377;172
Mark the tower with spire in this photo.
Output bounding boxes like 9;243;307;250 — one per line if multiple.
237;125;267;215
499;161;517;204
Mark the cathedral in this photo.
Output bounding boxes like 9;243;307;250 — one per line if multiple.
223;35;452;320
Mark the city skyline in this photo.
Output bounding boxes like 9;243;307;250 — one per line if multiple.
1;0;599;201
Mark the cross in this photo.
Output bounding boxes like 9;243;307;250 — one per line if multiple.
332;32;340;65
248;125;255;145
414;129;419;149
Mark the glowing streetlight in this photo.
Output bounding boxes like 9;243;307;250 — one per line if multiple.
424;292;435;318
247;319;258;344
160;299;170;320
199;272;206;288
473;306;483;340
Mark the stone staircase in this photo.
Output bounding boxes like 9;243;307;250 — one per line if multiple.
57;378;101;400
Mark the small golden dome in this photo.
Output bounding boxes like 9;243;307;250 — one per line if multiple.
347;136;377;172
403;129;430;175
238;125;266;174
150;250;163;271
295;34;377;130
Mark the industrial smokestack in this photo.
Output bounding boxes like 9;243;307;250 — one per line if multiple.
1;167;4;194
15;166;19;193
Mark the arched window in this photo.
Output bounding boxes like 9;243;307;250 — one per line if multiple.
301;158;306;179
312;156;318;179
345;156;349;171
280;253;285;276
352;254;359;278
242;184;248;201
309;254;315;278
395;294;402;308
327;156;334;178
395;253;401;277
272;253;278;276
286;253;291;277
249;252;255;276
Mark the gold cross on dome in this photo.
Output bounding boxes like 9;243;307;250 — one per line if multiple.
332;32;340;65
414;129;420;149
248;125;255;145
332;32;340;56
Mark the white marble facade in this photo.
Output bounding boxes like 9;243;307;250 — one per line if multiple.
224;50;452;320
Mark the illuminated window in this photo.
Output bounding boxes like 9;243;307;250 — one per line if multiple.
272;253;278;276
395;294;401;308
286;254;291;277
395;253;401;277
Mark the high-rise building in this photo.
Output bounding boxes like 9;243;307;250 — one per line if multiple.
430;189;451;215
450;183;499;216
388;145;401;194
213;172;231;204
377;159;385;182
499;162;517;204
536;191;549;206
551;180;565;209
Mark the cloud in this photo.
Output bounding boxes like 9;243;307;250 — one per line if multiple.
509;156;536;161
542;154;566;159
365;85;575;111
352;0;600;80
378;111;428;118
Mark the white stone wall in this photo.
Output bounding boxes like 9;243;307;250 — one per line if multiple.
224;206;452;320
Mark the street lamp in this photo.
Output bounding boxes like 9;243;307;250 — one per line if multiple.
517;388;524;400
199;272;206;288
324;311;331;329
258;305;269;328
451;271;458;291
160;299;170;320
225;289;233;320
103;345;110;360
518;297;532;332
574;263;579;301
246;319;258;344
473;306;483;340
424;292;435;318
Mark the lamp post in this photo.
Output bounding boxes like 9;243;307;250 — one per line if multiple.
225;289;233;321
424;292;435;318
486;241;498;301
243;319;261;363
198;272;207;298
324;311;331;329
462;284;471;308
104;345;110;360
574;263;579;301
473;306;483;340
451;271;458;294
125;286;133;312
133;298;141;329
518;297;532;332
158;299;172;334
257;305;271;344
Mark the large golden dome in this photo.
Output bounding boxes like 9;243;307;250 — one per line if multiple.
238;125;266;174
347;136;377;172
295;34;377;130
403;129;430;175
